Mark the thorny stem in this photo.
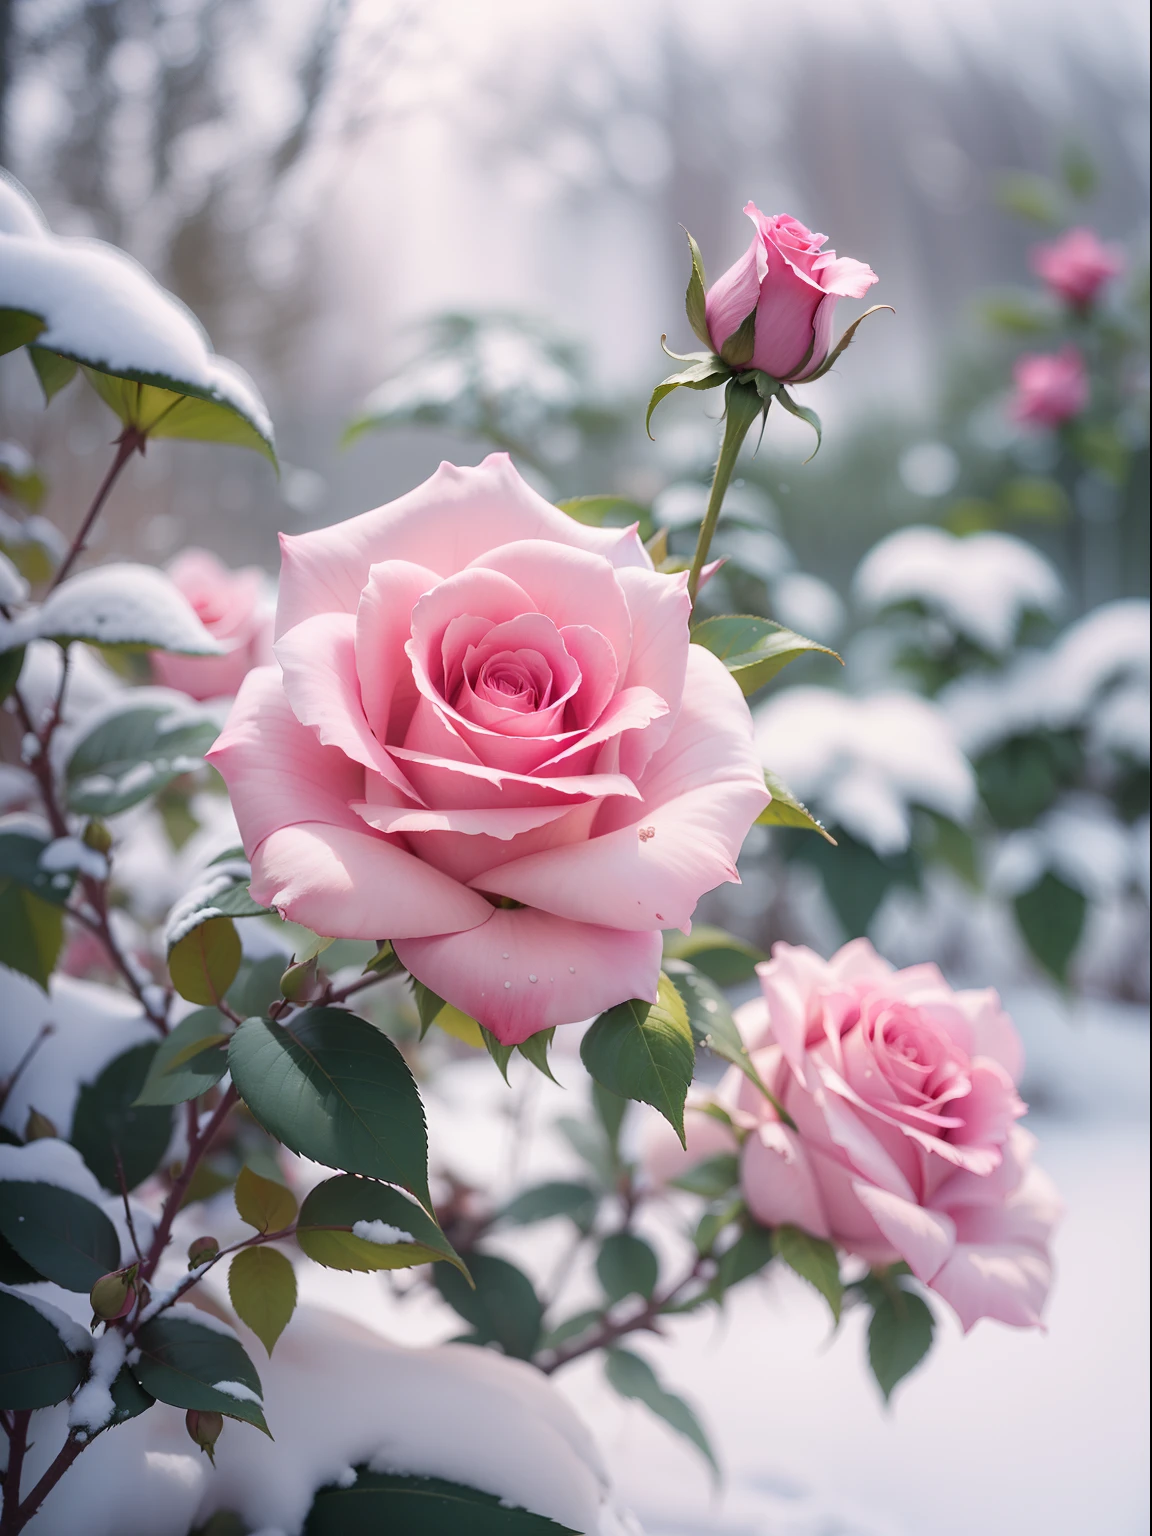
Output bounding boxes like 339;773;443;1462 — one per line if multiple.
140;1086;239;1285
685;379;764;610
47;427;145;593
538;1254;711;1375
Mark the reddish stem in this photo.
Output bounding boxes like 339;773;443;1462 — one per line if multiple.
140;1087;238;1284
48;428;145;593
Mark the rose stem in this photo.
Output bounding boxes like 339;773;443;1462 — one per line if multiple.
685;378;764;610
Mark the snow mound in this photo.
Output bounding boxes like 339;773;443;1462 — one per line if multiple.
1;564;223;655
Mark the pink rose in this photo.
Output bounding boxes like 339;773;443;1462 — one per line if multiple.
704;204;878;381
151;548;273;700
1010;345;1089;429
208;455;768;1043
1030;227;1123;308
718;940;1059;1330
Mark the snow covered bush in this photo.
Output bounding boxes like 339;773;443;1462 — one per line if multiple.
1;170;1063;1535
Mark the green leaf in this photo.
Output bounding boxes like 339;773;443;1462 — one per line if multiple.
752;377;821;460
303;1468;577;1534
0;1227;42;1284
592;1082;628;1157
0;307;45;356
434;1252;543;1359
227;955;288;1020
412;979;446;1038
0;645;24;704
0;1288;87;1409
109;1363;155;1423
1061;142;1097;198
71;1043;175;1192
133;1312;269;1433
980;294;1052;336
134;1008;229;1106
516;1028;558;1082
691;613;838;697
867;1281;935;1403
81;369;276;466
234;1165;298;1234
786;827;920;940
538;1308;603;1352
603;1348;718;1477
496;1181;597;1231
757;768;837;843
1014;871;1086;984
0;829;70;988
228;1011;432;1212
0;451;45;511
646;352;728;438
800;305;895;383
579;975;695;1145
773;1224;843;1322
683;228;711;348
713;1224;776;1293
662;925;763;986
596;1231;658;1303
28;346;78;403
995;171;1061;225
669;1153;740;1198
228;1246;297;1356
297;1173;466;1276
480;1026;515;1082
719;307;757;368
555;1115;615;1189
65;703;219;815
169;915;242;1007
555;495;653;541
0;1181;121;1291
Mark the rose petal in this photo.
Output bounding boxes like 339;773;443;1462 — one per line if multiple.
851;1181;956;1285
612;567;690;774
396;909;663;1045
355;558;439;744
741;1121;831;1238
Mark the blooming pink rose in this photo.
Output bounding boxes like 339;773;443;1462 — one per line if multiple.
704;204;878;381
208;455;768;1043
706;940;1059;1330
1030;227;1123;308
151;548;273;700
1010;346;1089;429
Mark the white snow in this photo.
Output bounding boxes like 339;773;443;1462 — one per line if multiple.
770;571;846;645
0;548;29;605
68;1329;129;1433
158;1302;242;1341
40;835;109;882
754;687;976;855
352;1220;416;1246
211;1380;264;1406
0;174;272;444
135;1267;212;1327
0;1137;107;1203
0;1281;93;1355
163;869;237;949
854;526;1062;653
0;563;224;655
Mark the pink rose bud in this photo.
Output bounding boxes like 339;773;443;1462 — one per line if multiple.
187;1235;220;1269
89;1265;138;1322
151;548;274;701
728;939;1061;1332
1030;227;1123;309
704;203;878;380
1010;345;1089;428
185;1408;224;1464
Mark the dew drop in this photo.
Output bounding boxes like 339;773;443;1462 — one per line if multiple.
502;952;509;959
568;966;576;973
528;974;538;983
504;980;512;989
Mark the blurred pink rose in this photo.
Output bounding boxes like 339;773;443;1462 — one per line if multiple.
1030;227;1123;308
151;548;273;700
1010;346;1089;428
208;454;768;1043
704;204;878;381
714;940;1059;1331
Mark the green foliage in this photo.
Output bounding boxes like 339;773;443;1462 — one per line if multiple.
691;614;839;696
28;345;78;402
496;1181;597;1231
228;1246;297;1356
596;1231;658;1303
134;1009;230;1106
757;769;836;842
65;703;220;815
133;1312;269;1433
81;370;276;465
646;352;728;438
556;495;654;541
785;827;920;940
661;925;763;985
304;1468;577;1535
0;1181;120;1291
662;957;764;1093
712;1224;776;1295
0;828;71;987
862;1273;936;1403
994;172;1061;225
71;1043;175;1192
109;1365;155;1424
0;308;46;355
683;228;711;349
434;1252;543;1359
0;645;25;703
234;1165;298;1234
169;916;242;1007
296;1174;465;1276
228;1009;432;1212
976;732;1081;829
773;1224;843;1323
0;1288;87;1409
669;1153;740;1199
579;974;695;1144
411;979;447;1037
603;1348;718;1476
1014;871;1087;984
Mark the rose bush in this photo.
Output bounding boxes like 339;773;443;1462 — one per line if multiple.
703;203;878;381
209;453;769;1042
1010;344;1088;428
151;547;273;699
678;939;1059;1331
1030;226;1123;309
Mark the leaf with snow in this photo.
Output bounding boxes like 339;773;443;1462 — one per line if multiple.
306;1469;579;1534
0;1283;89;1409
0;171;275;463
296;1174;466;1277
65;697;220;816
0;563;223;656
132;1310;269;1434
164;866;272;955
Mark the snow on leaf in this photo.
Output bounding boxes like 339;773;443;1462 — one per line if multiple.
0;563;223;655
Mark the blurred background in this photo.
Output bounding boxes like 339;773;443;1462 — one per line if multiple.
1;1;1148;1532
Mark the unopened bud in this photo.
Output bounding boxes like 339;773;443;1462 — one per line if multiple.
185;1408;224;1464
89;1264;138;1323
279;956;317;1002
23;1107;57;1141
187;1235;219;1270
81;818;113;855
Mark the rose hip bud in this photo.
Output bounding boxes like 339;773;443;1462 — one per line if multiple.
187;1235;220;1270
279;956;317;1002
81;818;113;855
89;1264;138;1323
23;1107;57;1141
185;1408;224;1465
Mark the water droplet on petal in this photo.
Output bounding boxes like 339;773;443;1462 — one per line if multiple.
568;966;576;973
502;952;509;959
504;980;512;989
528;974;538;983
